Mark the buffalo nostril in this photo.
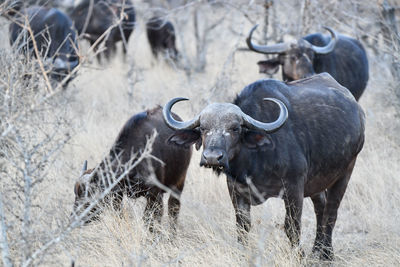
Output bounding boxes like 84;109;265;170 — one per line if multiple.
202;149;224;164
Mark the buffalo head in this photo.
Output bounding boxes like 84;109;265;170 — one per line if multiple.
72;160;101;223
247;25;337;81
163;98;288;172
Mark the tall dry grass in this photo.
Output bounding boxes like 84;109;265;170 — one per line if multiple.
0;0;399;266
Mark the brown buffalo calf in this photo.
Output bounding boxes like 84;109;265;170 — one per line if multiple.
72;106;192;232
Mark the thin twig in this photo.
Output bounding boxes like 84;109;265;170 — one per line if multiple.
24;16;53;94
0;193;13;267
21;133;157;267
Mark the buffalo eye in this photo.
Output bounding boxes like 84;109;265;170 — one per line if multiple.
74;182;85;198
199;126;208;134
230;126;240;133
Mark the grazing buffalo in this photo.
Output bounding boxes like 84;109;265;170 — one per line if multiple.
146;16;179;61
69;0;135;61
72;107;192;232
8;6;79;85
163;73;365;260
247;25;369;100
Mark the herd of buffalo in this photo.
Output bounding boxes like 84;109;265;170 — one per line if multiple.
2;0;370;262
4;0;179;85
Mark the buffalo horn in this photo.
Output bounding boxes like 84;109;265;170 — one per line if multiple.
307;26;338;54
80;160;88;177
163;97;200;130
241;98;288;133
246;24;291;54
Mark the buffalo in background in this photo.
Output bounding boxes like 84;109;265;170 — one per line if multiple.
146;16;179;62
247;25;369;100
73;106;192;232
8;5;79;86
69;0;136;61
163;73;365;260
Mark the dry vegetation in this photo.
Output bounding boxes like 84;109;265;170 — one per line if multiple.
0;0;400;266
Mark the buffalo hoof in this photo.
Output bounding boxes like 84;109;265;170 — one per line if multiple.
169;220;178;234
312;240;323;254
147;223;161;235
296;247;306;258
319;247;335;261
237;233;249;246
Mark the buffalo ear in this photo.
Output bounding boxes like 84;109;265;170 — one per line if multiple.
168;130;201;149
195;138;202;150
243;131;274;149
74;182;85;197
3;2;22;17
257;58;280;75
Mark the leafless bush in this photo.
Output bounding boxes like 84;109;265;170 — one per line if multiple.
0;3;156;265
0;44;71;265
71;132;159;224
0;47;157;264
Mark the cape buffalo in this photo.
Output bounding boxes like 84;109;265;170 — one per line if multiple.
8;6;79;86
247;25;369;100
146;16;179;61
68;0;136;61
163;73;365;260
72;107;192;232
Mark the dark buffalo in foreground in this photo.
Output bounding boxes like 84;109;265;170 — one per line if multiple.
146;16;179;61
247;25;369;100
69;0;135;61
8;6;79;85
72;107;192;231
163;73;365;260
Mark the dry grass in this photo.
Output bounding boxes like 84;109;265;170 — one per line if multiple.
1;0;400;266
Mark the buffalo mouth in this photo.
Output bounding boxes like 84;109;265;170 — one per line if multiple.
70;209;100;224
212;165;227;176
70;202;101;224
200;161;229;174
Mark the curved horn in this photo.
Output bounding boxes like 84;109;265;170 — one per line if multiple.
246;24;291;54
80;160;88;177
308;26;338;54
241;98;288;133
163;97;200;130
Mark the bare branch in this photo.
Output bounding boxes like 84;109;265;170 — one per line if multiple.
22;132;157;266
0;193;13;267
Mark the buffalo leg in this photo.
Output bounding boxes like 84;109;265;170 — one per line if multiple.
122;41;128;56
104;41;114;62
167;186;183;231
143;192;163;233
311;191;327;253
319;160;355;260
121;31;131;57
90;40;103;64
227;179;251;244
283;186;304;249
